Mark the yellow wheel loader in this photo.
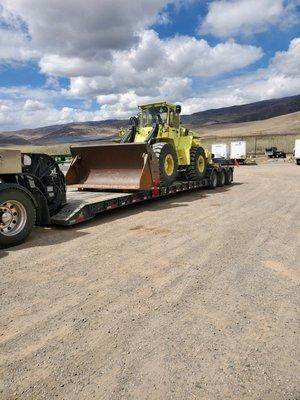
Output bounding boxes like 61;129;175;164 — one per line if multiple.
66;101;209;190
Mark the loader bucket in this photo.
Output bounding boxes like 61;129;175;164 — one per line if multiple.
66;143;160;190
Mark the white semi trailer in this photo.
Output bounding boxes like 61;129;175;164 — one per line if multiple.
295;139;300;165
211;143;229;159
230;141;246;163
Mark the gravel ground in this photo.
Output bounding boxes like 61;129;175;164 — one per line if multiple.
0;161;299;400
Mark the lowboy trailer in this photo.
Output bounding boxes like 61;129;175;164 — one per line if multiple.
0;149;234;248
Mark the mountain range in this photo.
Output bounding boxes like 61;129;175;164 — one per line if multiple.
0;95;299;146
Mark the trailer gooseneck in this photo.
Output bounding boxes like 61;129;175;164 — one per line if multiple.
0;149;234;248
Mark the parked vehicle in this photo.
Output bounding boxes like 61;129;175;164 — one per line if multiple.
211;143;229;159
265;147;286;158
294;140;300;165
230;141;246;163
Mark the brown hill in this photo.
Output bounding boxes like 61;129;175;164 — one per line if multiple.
0;95;299;146
193;111;300;138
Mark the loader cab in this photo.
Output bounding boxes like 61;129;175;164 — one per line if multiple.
139;102;181;130
140;105;168;127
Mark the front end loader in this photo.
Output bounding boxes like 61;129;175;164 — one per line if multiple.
66;101;209;190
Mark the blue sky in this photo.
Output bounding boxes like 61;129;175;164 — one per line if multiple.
0;0;299;131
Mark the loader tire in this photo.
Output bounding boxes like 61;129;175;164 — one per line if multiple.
217;169;226;187
0;186;36;248
186;147;207;181
152;142;178;187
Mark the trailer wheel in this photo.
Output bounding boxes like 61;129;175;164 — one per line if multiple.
209;170;217;189
0;187;36;248
217;169;226;187
186;147;207;181
296;159;300;165
225;168;233;185
152;142;178;186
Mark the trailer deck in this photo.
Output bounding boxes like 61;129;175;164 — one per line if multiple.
51;178;212;226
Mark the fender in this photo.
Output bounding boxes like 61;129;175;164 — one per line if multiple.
0;182;38;208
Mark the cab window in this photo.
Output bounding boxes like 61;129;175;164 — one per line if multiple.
141;110;148;127
174;112;179;129
169;110;175;127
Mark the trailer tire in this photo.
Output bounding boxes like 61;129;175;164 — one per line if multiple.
217;169;226;187
0;187;36;248
209;170;217;189
186;147;207;181
225;168;233;185
152;142;178;186
296;159;300;165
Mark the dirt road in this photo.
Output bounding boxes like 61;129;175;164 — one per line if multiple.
1;162;299;400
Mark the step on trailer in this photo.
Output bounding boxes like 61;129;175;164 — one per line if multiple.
0;149;234;248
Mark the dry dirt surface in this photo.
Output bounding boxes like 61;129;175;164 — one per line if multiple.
1;162;299;400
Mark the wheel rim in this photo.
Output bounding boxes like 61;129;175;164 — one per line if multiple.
164;154;175;176
198;155;205;173
0;200;27;236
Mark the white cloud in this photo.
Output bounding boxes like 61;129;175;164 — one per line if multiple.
63;30;262;99
1;0;171;57
95;78;193;119
39;54;112;78
44;76;60;90
0;98;102;131
0;3;39;63
0;1;262;80
270;37;300;76
200;0;298;38
0;85;59;102
39;30;262;80
0;28;38;63
23;99;46;111
182;38;300;113
162;35;263;77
